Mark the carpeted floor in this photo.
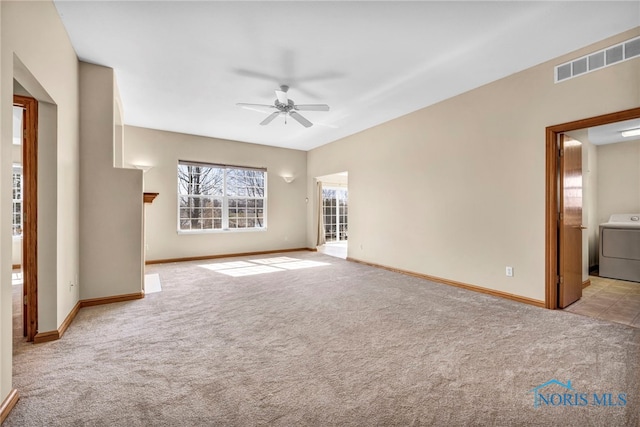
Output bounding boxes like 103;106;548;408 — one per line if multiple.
6;251;640;426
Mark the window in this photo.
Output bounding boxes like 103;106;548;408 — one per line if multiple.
322;187;348;242
12;107;23;235
12;165;22;236
178;161;266;232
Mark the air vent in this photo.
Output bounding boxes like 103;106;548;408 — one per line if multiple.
555;36;640;83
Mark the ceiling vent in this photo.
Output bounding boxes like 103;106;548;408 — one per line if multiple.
555;36;640;83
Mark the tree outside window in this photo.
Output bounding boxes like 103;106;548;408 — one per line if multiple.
178;162;266;232
12;166;22;236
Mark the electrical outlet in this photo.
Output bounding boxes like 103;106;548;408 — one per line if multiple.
506;266;514;277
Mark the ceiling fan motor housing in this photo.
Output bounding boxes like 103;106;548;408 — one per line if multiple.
275;99;295;112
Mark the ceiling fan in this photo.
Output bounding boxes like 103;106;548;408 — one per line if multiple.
237;85;329;128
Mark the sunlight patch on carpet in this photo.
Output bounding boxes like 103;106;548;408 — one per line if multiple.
144;274;162;294
273;260;330;270
250;257;299;265
198;257;331;277
199;261;255;271
217;265;282;277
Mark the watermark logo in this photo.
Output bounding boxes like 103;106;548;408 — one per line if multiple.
529;379;627;408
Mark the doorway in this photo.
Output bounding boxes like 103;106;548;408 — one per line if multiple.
316;172;348;259
546;107;640;310
322;186;348;243
13;95;38;342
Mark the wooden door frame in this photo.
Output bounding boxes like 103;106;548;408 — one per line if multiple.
13;95;38;341
545;107;640;309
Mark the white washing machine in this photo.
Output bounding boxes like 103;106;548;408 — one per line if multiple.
599;213;640;283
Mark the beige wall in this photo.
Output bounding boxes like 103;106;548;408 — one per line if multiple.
124;126;308;261
583;137;599;275
79;63;144;300
1;0;80;400
1;0;6;401
596;139;640;226
307;28;640;302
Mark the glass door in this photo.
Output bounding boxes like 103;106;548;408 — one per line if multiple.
322;187;348;242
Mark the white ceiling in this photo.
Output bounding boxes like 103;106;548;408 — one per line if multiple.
53;1;640;151
588;118;640;145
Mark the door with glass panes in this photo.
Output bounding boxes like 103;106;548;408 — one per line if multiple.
322;187;348;242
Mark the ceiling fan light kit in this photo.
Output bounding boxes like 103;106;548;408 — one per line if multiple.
237;85;329;128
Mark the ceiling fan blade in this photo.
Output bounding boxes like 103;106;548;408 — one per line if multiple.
275;88;289;105
233;68;280;83
260;112;280;126
294;104;330;112
236;103;275;109
289;111;313;128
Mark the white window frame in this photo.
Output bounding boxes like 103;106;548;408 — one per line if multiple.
12;164;23;238
177;161;267;233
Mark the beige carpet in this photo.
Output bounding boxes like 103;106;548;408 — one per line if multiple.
6;251;640;426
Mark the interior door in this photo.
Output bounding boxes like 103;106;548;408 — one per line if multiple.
558;134;583;308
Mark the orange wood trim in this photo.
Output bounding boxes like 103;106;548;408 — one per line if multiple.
33;330;59;344
79;292;144;308
582;279;591;289
545;127;559;310
145;247;315;265
347;257;546;308
547;108;640;133
0;389;19;424
545;107;640;311
11;264;20;270
14;95;38;342
143;192;159;203
57;301;81;338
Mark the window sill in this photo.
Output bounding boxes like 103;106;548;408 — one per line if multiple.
177;228;267;235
